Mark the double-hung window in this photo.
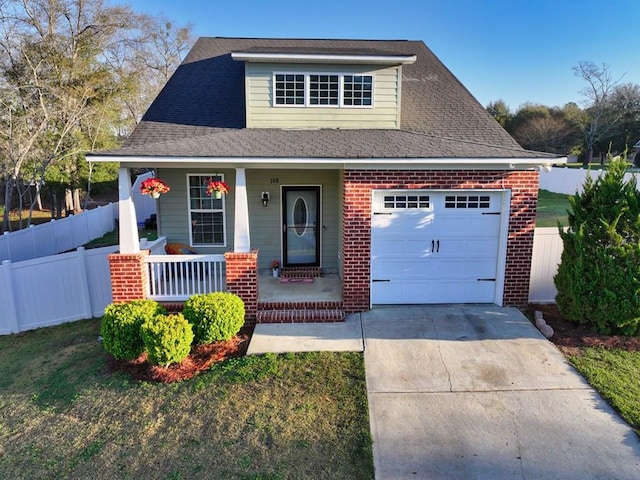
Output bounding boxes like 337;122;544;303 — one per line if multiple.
188;174;226;246
273;73;373;107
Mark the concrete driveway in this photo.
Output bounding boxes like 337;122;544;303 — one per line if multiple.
363;305;640;479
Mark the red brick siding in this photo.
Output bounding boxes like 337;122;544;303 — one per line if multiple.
341;170;539;311
224;250;259;326
108;251;149;303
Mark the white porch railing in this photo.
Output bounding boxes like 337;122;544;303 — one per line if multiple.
145;254;226;301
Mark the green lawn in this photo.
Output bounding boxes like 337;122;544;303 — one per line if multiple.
569;348;640;435
0;319;374;480
536;189;570;227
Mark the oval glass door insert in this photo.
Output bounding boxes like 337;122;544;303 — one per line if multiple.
293;197;308;236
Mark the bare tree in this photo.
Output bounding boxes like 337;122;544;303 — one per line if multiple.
572;61;622;166
607;83;640;151
513;116;577;154
0;0;193;231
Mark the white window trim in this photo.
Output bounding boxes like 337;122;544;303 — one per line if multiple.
272;72;374;108
273;73;305;108
187;173;227;247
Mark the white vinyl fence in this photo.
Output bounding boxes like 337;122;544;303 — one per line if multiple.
539;167;640;195
0;177;158;264
528;227;564;304
0;203;118;263
132;171;158;226
0;238;168;335
0;246;117;335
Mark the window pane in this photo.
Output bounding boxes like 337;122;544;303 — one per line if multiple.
343;75;372;107
188;175;225;245
309;73;338;106
275;73;304;105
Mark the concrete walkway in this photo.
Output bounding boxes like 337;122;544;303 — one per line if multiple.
247;305;640;479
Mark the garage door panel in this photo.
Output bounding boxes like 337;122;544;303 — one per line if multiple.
372;241;431;257
441;237;498;257
436;259;497;278
371;190;503;305
435;280;496;303
372;211;435;231
372;259;436;278
402;282;438;303
437;215;500;235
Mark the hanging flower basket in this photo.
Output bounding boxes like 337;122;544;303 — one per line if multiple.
206;180;230;199
140;177;170;198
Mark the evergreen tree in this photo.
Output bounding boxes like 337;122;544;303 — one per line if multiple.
555;153;640;334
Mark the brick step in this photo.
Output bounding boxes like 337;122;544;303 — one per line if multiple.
280;267;323;278
256;308;345;324
258;301;343;311
160;302;185;313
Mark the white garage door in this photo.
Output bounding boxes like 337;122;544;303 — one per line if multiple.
371;190;504;304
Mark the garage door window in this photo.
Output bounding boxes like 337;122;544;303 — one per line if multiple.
444;195;490;209
383;194;430;209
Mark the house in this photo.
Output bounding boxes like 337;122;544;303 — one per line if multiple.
88;37;562;324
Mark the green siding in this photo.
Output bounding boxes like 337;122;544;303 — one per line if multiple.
245;63;400;129
156;168;341;272
156;168;236;254
247;169;340;272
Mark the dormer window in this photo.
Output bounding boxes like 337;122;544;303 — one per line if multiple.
309;75;339;105
275;74;304;105
274;73;373;108
343;75;373;106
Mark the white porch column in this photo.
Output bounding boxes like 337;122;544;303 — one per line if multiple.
118;167;140;254
233;167;251;252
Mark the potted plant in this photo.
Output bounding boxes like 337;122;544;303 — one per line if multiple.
271;259;280;278
206;180;230;199
140;177;170;199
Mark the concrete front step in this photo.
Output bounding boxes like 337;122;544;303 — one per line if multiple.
256;308;346;324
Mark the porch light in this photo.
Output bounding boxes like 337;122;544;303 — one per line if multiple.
261;191;270;207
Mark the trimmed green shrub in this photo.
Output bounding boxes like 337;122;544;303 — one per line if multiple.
182;292;245;344
554;154;640;334
100;300;167;360
141;314;194;367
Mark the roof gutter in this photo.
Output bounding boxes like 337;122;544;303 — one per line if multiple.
86;154;565;170
231;52;417;65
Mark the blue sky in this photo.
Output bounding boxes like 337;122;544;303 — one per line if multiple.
128;0;639;112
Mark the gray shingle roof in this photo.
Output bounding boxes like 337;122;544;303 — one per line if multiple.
102;37;555;160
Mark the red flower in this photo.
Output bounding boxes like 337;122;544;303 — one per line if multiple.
271;260;280;269
140;177;170;196
206;180;230;196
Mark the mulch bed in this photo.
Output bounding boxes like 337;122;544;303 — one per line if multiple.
106;326;254;383
108;305;640;382
527;304;640;356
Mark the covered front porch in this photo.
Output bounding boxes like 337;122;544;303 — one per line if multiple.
109;166;352;324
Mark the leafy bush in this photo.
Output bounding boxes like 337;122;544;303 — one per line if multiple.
141;314;194;367
555;155;640;334
182;292;245;344
100;300;167;360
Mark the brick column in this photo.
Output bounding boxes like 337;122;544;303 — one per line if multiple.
108;250;149;303
342;180;372;313
502;171;539;307
224;249;258;326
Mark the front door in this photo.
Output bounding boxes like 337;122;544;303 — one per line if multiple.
282;186;320;267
